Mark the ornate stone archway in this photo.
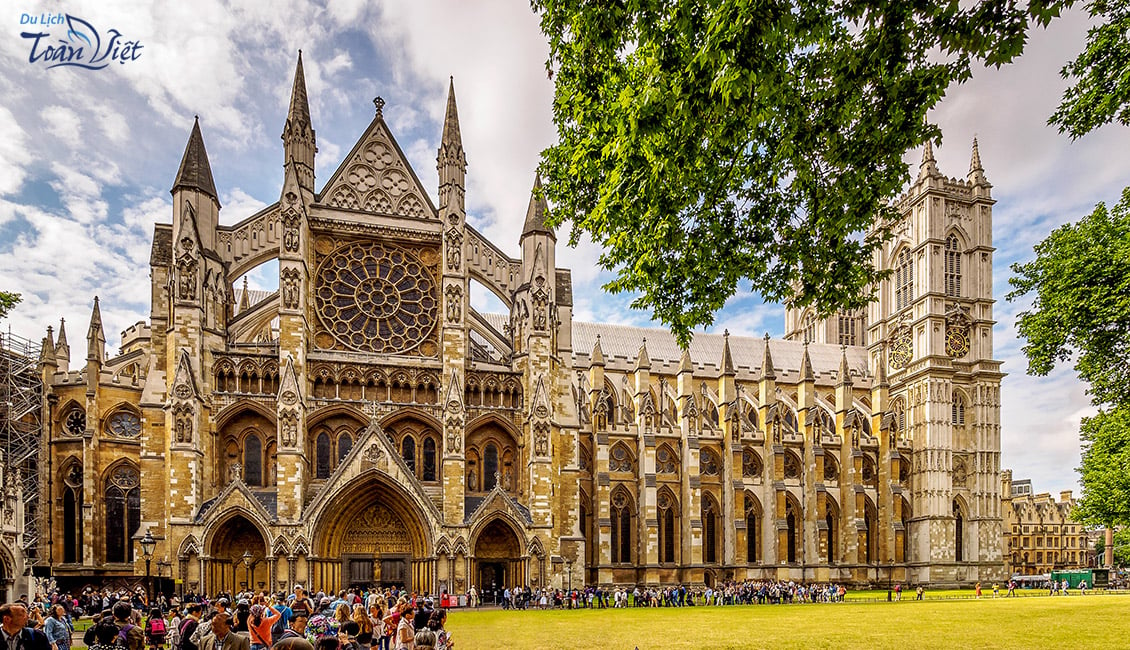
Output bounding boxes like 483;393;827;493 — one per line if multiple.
472;518;523;595
312;473;434;593
206;514;269;594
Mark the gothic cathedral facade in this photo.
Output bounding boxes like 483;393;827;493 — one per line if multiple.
38;54;1005;595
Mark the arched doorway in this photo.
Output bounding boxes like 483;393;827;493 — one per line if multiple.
313;474;433;593
207;514;268;594
473;519;522;596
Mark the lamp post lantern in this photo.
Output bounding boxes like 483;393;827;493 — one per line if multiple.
140;529;156;606
242;550;253;595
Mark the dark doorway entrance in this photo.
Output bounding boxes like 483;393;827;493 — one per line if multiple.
380;557;409;590
478;561;506;593
347;558;373;588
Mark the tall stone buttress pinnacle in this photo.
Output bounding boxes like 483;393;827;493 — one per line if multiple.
918;139;938;181
968;136;989;187
172;117;219;204
441;76;463;154
522;173;553;239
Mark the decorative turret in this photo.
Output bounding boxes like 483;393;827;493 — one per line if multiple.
838;345;853;387
635;337;651;371
918;139;939;181
720;330;736;377
801;341;815;383
760;333;775;380
521;174;554;241
55;318;70;372
437;77;466;202
86;296;105;363
282;51;316;193
171;117;220;257
968;136;990;189
39;325;56;372
679;348;693;375
590;335;605;367
172;117;219;205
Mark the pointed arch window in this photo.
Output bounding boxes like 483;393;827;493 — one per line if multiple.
105;465;140;564
895;248;914;310
422;436;437;482
703;496;719;564
658;491;677;564
337;432;353;462
243;433;263;486
954;500;965;562
945;234;962;297
802;313;817;344
483;443;498;490
402;436;417;473
315;432;331;479
610;489;633;563
952;394;967;425
745;495;760;563
62;463;83;564
786;499;799;563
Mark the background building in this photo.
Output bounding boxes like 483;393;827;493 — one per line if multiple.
1002;470;1092;575
37;54;1006;594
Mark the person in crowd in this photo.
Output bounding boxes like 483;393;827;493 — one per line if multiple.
2;604;51;650
87;621;123;650
348;606;372;650
410;602;431;638
201;614;249;650
145;607;168;650
43;605;70;650
424;611;450;650
247;605;281;650
393;604;414;650
113;601;145;650
271;612;311;650
409;629;433;650
178;604;203;650
168;608;182;650
305;598;337;643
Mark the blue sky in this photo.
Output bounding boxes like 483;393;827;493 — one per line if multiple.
1;1;1127;499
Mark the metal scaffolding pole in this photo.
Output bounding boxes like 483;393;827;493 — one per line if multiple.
1;326;44;568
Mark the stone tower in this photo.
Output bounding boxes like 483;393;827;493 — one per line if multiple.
866;137;1005;584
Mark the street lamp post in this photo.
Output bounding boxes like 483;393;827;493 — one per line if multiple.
140;530;156;607
242;550;253;596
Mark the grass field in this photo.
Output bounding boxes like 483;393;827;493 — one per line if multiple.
445;593;1128;649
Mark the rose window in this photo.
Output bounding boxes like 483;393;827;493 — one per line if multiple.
107;411;142;438
65;409;86;436
890;331;912;370
315;241;438;354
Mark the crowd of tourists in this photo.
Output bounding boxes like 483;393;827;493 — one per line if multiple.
1;586;454;650
471;579;852;609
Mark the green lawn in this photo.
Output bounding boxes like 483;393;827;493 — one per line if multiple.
445;593;1128;649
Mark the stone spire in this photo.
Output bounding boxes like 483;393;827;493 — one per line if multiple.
282;51;316;193
720;330;735;376
239;277;250;312
55;318;70;371
171;117;219;204
679;347;694;374
760;333;775;380
968;136;989;187
441;76;463;154
635;337;651;371
87;296;105;362
917;139;938;181
590;334;605;367
838;345;853;386
40;325;56;365
801;341;814;382
522;173;554;240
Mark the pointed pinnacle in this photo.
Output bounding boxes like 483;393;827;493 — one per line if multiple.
918;139;938;180
839;345;853;386
441;76;462;149
969;136;983;173
636;337;651;371
801;341;814;382
288;51;311;128
761;333;775;380
239;277;251;311
590;334;605;367
172;117;219;203
56;318;68;348
720;330;736;376
679;348;694;374
522;173;553;239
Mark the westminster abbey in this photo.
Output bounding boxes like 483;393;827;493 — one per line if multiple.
35;53;1006;596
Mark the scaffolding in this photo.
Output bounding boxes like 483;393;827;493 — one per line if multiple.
1;327;43;567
